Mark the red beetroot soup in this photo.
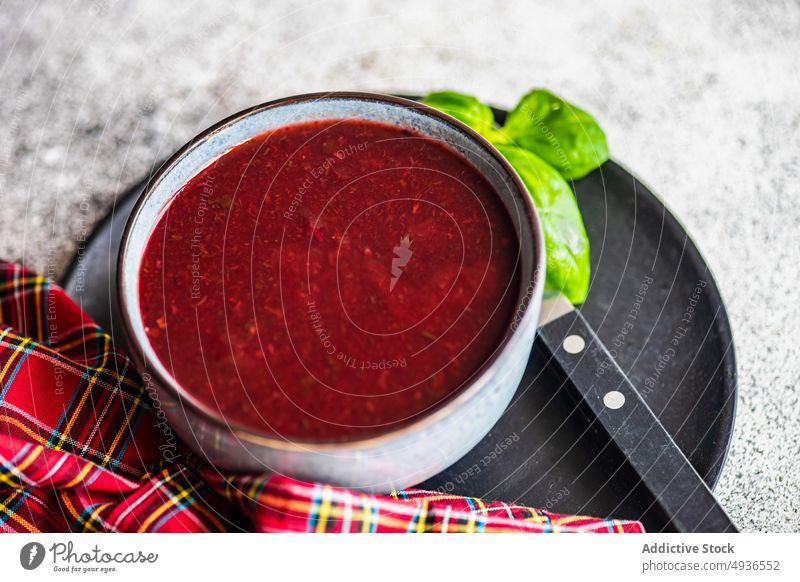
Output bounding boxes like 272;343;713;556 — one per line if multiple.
139;118;520;440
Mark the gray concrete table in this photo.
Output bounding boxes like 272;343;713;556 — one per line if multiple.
1;0;798;532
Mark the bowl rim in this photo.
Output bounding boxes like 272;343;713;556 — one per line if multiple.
117;90;545;452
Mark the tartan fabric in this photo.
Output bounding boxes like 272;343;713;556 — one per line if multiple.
0;261;644;533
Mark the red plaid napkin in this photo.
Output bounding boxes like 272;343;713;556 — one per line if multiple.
0;261;643;533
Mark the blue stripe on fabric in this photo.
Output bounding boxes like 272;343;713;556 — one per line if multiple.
151;492;197;532
306;483;323;532
0;490;28;525
0;341;36;402
477;514;487;532
77;502;103;531
0;443;32;484
406;504;421;533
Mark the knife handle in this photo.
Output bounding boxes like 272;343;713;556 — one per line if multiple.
537;308;737;532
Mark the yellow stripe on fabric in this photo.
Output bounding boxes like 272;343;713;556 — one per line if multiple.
101;390;142;467
258;493;553;533
82;503;112;532
415;500;428;533
49;332;105;354
0;333;143;394
0;491;39;533
34;275;44;342
248;477;266;499
16;445;43;472
1;490;18;514
474;498;487;515
54;334;111;451
0;337;31;383
0;415;51;446
525;508;547;523
399;493;475;503
314;485;333;533
0;416;139;480
0;446;45;487
464;524;526;533
551;514;593;526
64;461;95;488
11;513;40;533
11;511;40;532
138;487;193;533
0;468;18;487
0;276;46;292
361;495;371;533
60;491;81;521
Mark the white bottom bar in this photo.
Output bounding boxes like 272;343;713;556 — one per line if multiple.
2;533;798;581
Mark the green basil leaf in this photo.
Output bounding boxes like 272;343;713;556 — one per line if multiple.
421;91;508;143
496;145;590;303
502;89;608;180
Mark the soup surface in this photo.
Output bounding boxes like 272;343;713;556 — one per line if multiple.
139;118;521;439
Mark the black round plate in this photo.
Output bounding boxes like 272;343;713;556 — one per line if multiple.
61;105;736;531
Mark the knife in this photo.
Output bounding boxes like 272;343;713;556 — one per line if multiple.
536;294;738;533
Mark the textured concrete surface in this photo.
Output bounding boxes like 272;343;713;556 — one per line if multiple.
0;0;798;531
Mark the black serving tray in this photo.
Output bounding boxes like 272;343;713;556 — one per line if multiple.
61;104;736;532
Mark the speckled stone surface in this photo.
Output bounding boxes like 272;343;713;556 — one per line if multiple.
0;0;798;531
